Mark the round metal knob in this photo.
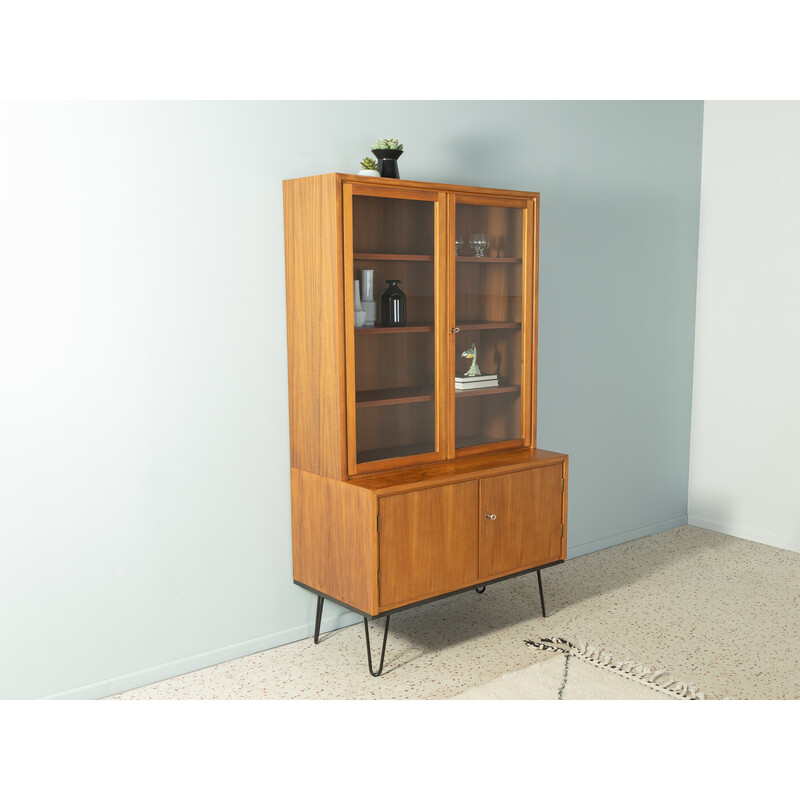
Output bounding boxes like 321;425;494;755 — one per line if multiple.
485;513;496;520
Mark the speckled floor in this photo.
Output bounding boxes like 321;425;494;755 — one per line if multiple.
109;526;800;700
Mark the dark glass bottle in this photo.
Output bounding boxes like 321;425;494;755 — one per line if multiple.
380;280;406;327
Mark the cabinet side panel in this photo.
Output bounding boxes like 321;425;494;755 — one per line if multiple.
284;175;346;479
526;197;538;448
291;468;377;615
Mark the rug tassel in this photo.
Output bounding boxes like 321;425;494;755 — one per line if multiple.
524;636;714;700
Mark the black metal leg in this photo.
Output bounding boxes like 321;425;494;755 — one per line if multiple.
537;570;546;617
313;595;324;644
363;615;390;677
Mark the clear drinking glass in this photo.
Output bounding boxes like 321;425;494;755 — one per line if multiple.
455;235;464;256
470;233;489;257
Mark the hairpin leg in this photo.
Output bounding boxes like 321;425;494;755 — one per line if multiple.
313;595;324;644
537;570;546;618
364;615;390;677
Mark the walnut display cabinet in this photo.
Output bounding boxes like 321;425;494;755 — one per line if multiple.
283;173;568;675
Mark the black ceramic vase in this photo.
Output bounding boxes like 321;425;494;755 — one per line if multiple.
371;148;403;179
380;280;406;327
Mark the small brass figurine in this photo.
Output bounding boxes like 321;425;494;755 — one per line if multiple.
461;341;482;377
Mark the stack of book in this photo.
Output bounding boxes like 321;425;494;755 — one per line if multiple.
455;374;499;391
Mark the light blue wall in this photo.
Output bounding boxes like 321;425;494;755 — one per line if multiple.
272;100;704;551
0;101;703;698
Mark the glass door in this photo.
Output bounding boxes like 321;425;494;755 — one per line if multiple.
344;184;446;474
450;195;535;456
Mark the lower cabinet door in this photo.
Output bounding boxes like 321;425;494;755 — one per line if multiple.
479;465;563;581
379;481;479;609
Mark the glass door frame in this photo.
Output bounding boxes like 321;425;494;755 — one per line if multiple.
446;192;538;460
342;181;448;476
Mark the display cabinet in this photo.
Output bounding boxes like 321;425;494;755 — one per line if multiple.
283;173;568;675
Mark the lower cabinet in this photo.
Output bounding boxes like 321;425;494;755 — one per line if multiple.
377;462;566;612
291;451;568;618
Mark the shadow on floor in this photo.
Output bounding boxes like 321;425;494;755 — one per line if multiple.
331;526;740;668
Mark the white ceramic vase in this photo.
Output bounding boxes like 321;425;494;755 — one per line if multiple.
353;281;365;327
362;301;377;327
358;271;375;326
359;269;374;302
354;280;364;312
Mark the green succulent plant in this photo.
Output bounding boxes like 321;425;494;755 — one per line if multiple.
372;138;403;151
360;156;379;170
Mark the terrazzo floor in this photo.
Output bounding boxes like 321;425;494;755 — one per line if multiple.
109;526;800;700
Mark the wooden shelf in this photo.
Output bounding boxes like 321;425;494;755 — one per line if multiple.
356;386;434;408
355;324;434;335
454;384;520;399
455;320;521;331
456;256;522;263
357;441;436;464
354;255;519;264
354;253;433;262
454;434;507;449
356;383;519;407
355;321;519;334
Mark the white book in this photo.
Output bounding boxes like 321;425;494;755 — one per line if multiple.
455;377;499;391
455;373;497;383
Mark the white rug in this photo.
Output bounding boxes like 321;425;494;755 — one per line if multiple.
454;637;711;700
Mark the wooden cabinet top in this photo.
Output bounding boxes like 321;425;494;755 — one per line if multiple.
347;448;568;495
283;172;539;201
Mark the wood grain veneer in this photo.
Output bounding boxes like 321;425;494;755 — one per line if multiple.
284;174;566;623
334;173;538;200
284;174;347;480
291;468;378;615
378;481;479;610
348;448;567;495
478;464;564;581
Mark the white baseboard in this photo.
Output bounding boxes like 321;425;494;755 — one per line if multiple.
565;515;689;559
43;606;362;700
688;516;800;554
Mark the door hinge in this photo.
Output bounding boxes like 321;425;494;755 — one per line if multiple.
377;514;381;532
560;523;564;539
561;477;565;492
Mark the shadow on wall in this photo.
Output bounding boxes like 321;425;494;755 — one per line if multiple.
431;134;513;186
546;523;734;608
